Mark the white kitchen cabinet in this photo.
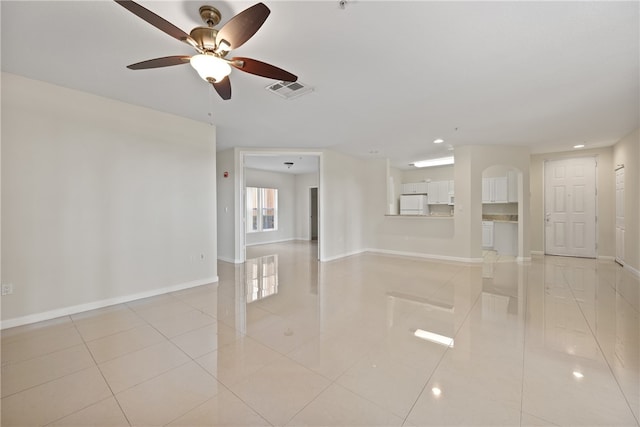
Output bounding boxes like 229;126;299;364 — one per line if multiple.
438;180;450;203
427;180;454;205
482;178;491;203
402;182;416;194
494;177;508;202
482;177;508;203
401;182;428;194
427;182;439;204
482;221;494;248
494;222;518;255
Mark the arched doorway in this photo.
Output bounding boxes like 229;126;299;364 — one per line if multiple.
481;165;522;261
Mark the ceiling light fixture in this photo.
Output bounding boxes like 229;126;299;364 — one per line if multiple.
433;138;445;144
432;387;442;396
573;144;585;149
572;371;584;379
413;156;455;168
190;53;232;83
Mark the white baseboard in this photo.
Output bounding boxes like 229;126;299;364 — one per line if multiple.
246;237;296;247
0;276;219;330
530;251;544;256
321;249;367;262
623;263;640;278
366;248;484;264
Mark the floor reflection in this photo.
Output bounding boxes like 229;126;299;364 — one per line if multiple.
2;242;638;426
245;255;279;303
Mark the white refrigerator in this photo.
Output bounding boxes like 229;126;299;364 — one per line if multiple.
400;194;428;215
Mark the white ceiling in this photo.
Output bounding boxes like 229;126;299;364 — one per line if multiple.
245;153;319;174
2;1;638;171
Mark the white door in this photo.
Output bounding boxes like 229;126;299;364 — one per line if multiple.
615;167;625;264
544;157;597;257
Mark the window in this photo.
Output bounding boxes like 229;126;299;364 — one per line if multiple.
246;187;278;232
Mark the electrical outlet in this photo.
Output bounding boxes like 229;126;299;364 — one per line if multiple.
1;283;14;296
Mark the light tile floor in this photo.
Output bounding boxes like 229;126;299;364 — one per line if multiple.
2;241;639;426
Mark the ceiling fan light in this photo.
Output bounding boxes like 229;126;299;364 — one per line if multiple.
190;54;231;82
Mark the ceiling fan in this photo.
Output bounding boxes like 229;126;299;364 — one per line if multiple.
114;0;297;100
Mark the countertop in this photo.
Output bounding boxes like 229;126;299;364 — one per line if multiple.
482;214;518;223
385;214;454;218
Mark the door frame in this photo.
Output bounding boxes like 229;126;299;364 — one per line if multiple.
236;150;322;263
615;165;625;265
543;156;598;258
309;186;318;241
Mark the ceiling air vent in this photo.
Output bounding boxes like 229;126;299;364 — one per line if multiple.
266;81;313;100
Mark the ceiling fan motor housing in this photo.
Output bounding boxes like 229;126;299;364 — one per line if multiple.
190;27;218;51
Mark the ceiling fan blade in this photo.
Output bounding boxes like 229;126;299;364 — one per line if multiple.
127;55;192;70
231;57;297;82
212;77;232;100
114;0;197;48
216;3;270;50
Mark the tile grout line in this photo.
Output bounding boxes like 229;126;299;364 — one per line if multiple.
54;315;134;427
135;291;274;426
563;276;640;427
400;283;485;427
518;264;531;427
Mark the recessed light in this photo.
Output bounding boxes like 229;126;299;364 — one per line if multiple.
432;387;442;396
433;138;445;144
573;144;585;149
572;371;584;379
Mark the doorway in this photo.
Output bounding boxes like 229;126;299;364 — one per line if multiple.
615;165;625;265
310;187;318;241
544;157;597;258
238;151;321;263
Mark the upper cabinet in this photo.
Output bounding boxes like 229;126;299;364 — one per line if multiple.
427;180;454;205
402;180;454;204
482;176;508;203
401;182;429;194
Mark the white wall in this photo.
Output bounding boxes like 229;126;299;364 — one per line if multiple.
216;148;236;263
1;73;217;327
245;168;296;245
295;173;319;240
402;164;454;183
320;150;367;261
613;128;639;272
388;166;403;215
